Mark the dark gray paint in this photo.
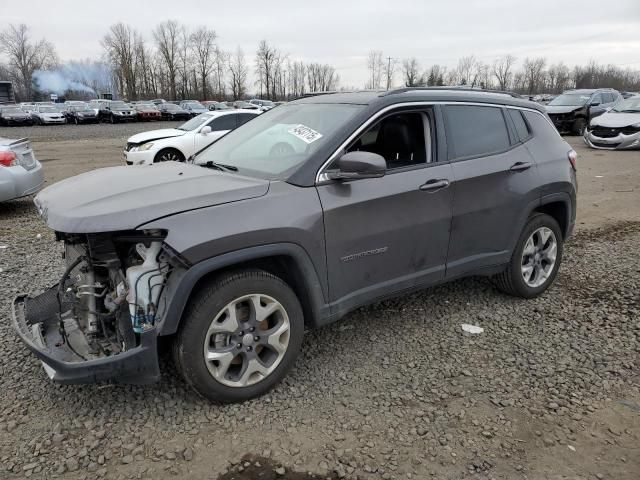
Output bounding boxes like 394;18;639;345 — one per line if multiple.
33;90;576;334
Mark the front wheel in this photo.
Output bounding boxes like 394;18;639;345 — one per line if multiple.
572;118;586;136
154;148;184;163
173;270;304;403
493;213;563;298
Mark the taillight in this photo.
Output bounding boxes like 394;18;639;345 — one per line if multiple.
0;151;18;167
567;149;577;171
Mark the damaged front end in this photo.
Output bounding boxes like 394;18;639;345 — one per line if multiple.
12;230;186;384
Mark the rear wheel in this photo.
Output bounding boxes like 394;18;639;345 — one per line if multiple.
74;117;79;125
493;213;563;298
110;115;117;124
154;148;184;163
173;270;304;403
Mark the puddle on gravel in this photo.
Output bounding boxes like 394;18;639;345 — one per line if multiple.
217;454;337;480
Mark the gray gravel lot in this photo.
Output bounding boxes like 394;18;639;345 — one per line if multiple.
0;124;638;480
1;120;183;142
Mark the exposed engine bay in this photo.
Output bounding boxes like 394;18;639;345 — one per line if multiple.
52;230;176;361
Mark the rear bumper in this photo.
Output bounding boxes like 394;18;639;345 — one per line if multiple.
0;162;44;202
12;287;160;385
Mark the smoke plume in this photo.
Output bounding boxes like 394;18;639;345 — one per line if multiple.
33;60;113;96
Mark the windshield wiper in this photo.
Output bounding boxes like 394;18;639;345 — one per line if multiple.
203;161;238;172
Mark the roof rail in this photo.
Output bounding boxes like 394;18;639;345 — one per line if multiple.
381;86;524;99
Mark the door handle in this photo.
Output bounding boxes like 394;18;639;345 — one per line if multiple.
419;179;450;192
510;161;532;172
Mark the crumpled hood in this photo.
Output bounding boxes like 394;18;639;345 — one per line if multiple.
546;105;582;115
35;162;270;233
590;111;640;128
128;128;185;144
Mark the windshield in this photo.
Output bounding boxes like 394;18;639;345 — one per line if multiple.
135;104;156;110
260;100;275;106
194;104;364;179
548;93;591;107
39;106;56;113
612;96;640;112
2;107;22;114
216;103;231;109
164;104;180;110
110;101;127;109
177;113;211;131
73;106;93;112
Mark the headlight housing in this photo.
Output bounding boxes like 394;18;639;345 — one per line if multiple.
139;142;154;151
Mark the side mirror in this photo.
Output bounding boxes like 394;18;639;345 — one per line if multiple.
200;126;212;135
590;102;600;107
327;151;386;181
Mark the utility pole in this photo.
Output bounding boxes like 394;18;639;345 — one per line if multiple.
386;56;394;90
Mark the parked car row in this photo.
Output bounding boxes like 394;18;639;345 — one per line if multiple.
542;87;640;150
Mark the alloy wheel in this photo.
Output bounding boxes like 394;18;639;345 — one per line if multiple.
521;227;558;288
203;294;290;388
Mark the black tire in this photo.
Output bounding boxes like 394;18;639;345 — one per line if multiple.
172;269;304;403
110;114;116;124
572;118;586;136
493;213;563;298
153;148;185;163
74;117;79;125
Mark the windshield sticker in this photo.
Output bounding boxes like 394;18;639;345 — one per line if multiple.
288;124;323;144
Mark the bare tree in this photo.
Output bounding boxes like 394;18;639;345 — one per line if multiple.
522;57;547;94
212;47;228;98
228;47;248;99
366;50;384;89
401;57;424;87
426;65;446;86
0;23;58;100
491;54;516;90
153;20;181;100
307;63;338;92
255;40;280;100
288;60;306;98
102;23;138;99
384;56;397;90
456;55;479;85
190;26;216;100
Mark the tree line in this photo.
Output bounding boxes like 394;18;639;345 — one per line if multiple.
1;22;639;103
0;22;339;102
390;52;640;94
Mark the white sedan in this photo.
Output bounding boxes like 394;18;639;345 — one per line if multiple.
124;110;260;165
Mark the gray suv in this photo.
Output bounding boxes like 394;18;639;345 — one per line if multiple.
13;88;577;403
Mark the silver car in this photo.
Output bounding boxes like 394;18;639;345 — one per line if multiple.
0;137;44;202
584;96;640;150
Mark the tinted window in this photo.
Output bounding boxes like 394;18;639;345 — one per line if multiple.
591;93;603;104
208;114;237;131
445;105;510;159
236;113;257;127
507;109;530;142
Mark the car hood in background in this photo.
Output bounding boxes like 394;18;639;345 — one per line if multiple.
127;128;186;144
590;112;640;128
34;162;270;233
546;105;582;115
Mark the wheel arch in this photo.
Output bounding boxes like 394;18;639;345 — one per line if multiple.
158;243;328;337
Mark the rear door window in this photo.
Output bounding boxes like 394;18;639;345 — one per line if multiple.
236;113;257;127
444;105;511;160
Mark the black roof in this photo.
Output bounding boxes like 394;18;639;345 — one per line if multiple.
293;88;545;112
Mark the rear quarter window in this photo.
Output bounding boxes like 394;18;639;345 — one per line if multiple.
444;105;510;160
507;109;531;142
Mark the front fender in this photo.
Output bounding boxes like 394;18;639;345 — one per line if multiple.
157;243;329;336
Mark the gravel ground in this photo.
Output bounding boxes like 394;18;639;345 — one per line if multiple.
0;120;183;142
0;126;638;480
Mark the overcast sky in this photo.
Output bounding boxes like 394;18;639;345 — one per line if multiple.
3;0;640;87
